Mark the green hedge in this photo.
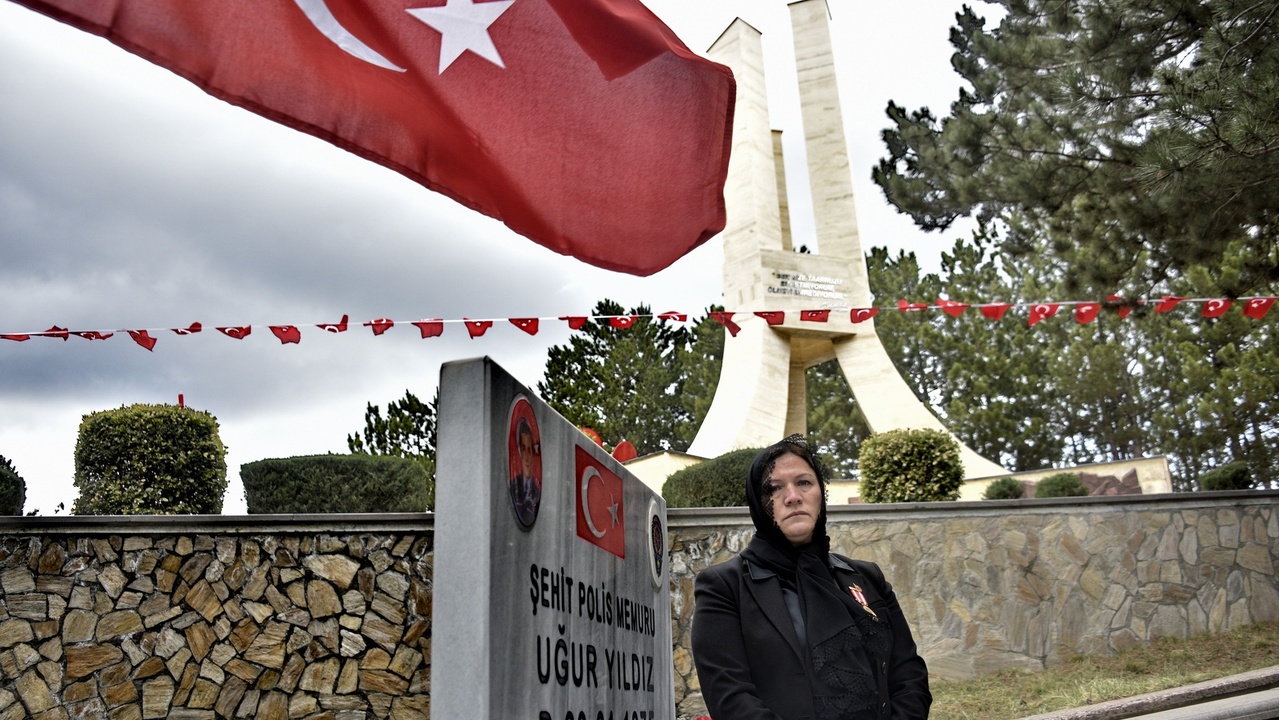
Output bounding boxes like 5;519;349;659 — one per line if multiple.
0;455;25;515
1034;472;1089;498
662;448;761;508
73;404;227;515
1198;462;1253;491
241;454;431;514
983;476;1026;500
858;428;964;503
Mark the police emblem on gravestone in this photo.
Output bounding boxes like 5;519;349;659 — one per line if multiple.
647;499;664;589
507;395;542;529
575;445;625;558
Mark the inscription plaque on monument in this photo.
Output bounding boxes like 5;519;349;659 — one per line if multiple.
432;358;672;720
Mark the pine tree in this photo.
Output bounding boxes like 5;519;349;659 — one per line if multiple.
874;0;1278;295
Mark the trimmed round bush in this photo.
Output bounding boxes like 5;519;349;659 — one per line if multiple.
663;448;761;508
0;455;25;515
983;476;1026;501
241;454;431;513
1198;462;1253;492
73;404;227;515
858;429;964;503
1034;472;1089;498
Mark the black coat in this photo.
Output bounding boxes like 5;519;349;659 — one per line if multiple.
691;553;931;720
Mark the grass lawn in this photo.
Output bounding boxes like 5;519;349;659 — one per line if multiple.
928;622;1278;719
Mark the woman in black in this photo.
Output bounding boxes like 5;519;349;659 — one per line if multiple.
690;435;931;719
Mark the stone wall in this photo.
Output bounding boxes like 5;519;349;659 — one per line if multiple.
0;518;433;720
0;492;1272;720
668;491;1278;718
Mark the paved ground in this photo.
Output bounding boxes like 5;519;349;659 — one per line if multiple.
1017;667;1278;720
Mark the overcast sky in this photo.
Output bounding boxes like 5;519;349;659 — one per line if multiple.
0;0;990;514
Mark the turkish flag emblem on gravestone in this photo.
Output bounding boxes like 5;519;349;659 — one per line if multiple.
15;0;735;276
575;445;625;559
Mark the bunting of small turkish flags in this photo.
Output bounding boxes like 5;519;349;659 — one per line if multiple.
2;297;1273;351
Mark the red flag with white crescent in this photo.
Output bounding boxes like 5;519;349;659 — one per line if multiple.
1155;296;1186;313
754;311;785;326
317;315;349;333
365;318;395;336
609;316;638;329
1200;299;1232;318
1027;303;1059;327
574;445;625;558
173;322;203;335
72;331;113;340
13;0;735;276
850;308;879;323
1242;297;1277;319
800;310;830;322
1073;303;1101;324
218;326;252;339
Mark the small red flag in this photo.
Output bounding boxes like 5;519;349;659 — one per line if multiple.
575;446;625;558
936;299;968;318
127;330;157;351
412;319;444;338
1073;303;1101;324
39;326;69;341
72;331;113;340
269;326;302;344
365;318;395;336
850;308;879;323
173;322;203;335
754;311;785;325
611;440;638;463
709;311;741;337
1242;297;1277;319
218;326;252;340
1154;296;1186;313
979;303;1012;320
465;319;493;338
1200;299;1232;318
509;318;540;335
1106;295;1136;319
800;310;830;322
1;335;31;342
317;315;349;333
609;316;638;329
897;300;929;312
657;311;687;323
1027;304;1059;327
18;0;736;276
560;316;588;330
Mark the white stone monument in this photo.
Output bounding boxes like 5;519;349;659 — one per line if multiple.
432;358;672;720
687;1;1004;479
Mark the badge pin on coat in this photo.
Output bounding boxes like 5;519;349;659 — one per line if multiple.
849;584;878;620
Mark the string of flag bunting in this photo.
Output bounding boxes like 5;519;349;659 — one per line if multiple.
1;296;1274;352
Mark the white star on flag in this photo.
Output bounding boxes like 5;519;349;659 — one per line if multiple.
407;0;516;74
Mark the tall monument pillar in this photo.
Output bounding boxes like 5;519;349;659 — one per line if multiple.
687;0;1005;480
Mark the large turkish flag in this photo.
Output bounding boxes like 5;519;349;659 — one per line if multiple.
14;0;735;276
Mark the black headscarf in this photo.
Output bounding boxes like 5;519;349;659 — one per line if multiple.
741;435;884;719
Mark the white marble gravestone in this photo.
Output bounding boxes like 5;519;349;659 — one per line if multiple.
432;358;672;720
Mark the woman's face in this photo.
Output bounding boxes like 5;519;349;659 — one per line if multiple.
764;451;821;546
